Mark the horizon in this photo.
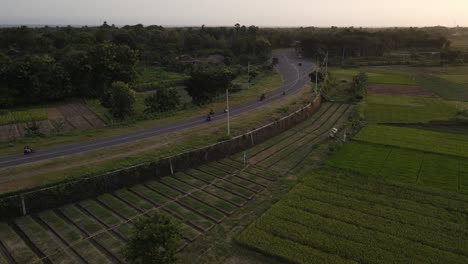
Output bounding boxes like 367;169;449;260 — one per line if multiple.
1;0;468;28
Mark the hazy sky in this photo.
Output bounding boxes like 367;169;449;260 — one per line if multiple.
1;0;467;27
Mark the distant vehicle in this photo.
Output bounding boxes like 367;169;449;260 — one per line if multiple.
259;94;266;101
206;115;212;122
298;63;302;66
329;128;339;138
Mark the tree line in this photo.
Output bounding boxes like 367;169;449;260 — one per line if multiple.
0;23;273;108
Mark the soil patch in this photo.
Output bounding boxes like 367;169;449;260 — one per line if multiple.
367;84;434;97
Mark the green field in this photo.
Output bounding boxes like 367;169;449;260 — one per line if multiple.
331;68;417;85
238;168;468;263
327;141;467;193
354;125;468;158
414;70;468;101
364;94;459;123
0;107;48;126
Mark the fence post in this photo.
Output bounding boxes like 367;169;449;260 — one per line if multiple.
250;133;255;146
21;194;27;216
169;159;174;175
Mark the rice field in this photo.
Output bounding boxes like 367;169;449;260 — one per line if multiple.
238;168;468;263
364;95;459;123
354;125;468;158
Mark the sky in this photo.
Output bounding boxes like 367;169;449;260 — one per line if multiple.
1;0;467;27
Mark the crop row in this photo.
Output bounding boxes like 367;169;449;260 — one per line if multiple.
238;168;468;263
0;160;275;263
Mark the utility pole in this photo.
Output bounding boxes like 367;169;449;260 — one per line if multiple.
247;61;250;89
325;51;329;72
226;88;230;136
315;68;319;94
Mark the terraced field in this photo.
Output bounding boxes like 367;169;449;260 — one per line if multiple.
0;102;352;263
238;168;468;263
233;103;354;174
0;160;280;263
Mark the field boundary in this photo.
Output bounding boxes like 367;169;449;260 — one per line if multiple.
0;95;322;220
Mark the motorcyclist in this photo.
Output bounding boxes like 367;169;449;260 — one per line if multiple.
23;146;32;154
260;93;266;101
206;114;212;122
282;91;286;96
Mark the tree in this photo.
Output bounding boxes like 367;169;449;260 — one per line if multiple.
87;43;138;96
350;72;368;100
6;55;71;104
102;82;135;119
144;87;180;113
124;213;180;264
186;65;233;105
309;70;325;84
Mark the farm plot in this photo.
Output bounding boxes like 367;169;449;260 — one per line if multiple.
354;125;468;158
328;141;467;193
331;68;417;85
232;103;354;174
367;84;434;97
238;168;468;264
0;159;276;263
364;94;458;123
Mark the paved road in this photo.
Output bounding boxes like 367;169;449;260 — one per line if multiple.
0;50;316;169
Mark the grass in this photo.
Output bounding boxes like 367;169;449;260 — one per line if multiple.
354;125;468;158
0;107;48;126
364;94;459;123
135;66;187;85
237;168;468;263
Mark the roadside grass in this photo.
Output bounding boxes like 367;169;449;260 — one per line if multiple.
237;167;468;263
0;107;48;126
0;71;282;157
364;94;459;123
0;84;312;194
331;67;417;85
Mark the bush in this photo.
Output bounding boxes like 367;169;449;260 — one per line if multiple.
144;88;180;113
124;213;180;264
101;82;136;119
